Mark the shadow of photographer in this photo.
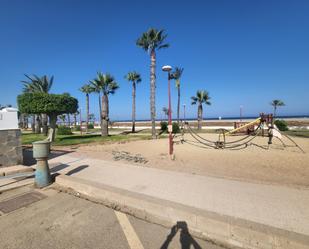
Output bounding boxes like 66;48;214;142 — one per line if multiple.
160;221;202;249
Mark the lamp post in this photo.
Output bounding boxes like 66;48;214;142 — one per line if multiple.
162;65;173;156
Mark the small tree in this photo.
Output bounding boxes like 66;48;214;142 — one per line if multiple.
17;93;78;141
170;67;184;124
79;84;93;132
125;71;142;132
191;90;211;130
90;72;119;136
270;99;285;118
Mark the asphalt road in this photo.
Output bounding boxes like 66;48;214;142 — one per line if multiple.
0;185;225;249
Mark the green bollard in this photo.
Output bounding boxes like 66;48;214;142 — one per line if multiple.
33;140;52;188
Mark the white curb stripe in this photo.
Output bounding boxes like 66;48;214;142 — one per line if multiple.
115;211;144;249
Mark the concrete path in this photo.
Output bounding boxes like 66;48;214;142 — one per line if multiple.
48;153;309;237
0;185;222;249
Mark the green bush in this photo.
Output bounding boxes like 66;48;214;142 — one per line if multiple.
57;125;72;135
160;121;180;134
172;122;180;133
274;119;289;131
74;125;81;131
160;121;168;132
88;123;94;129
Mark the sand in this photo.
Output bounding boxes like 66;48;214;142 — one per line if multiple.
69;133;309;189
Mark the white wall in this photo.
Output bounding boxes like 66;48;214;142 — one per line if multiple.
0;108;19;130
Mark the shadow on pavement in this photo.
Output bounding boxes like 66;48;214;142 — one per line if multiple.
66;165;89;176
160;221;202;249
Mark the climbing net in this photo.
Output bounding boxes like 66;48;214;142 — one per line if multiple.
179;121;305;153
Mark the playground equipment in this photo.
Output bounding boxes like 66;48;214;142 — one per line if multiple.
181;113;305;153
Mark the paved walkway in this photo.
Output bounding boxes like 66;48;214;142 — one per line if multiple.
48;153;309;236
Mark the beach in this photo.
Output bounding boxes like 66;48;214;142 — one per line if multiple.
67;132;309;188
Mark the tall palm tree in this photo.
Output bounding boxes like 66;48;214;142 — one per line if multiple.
136;28;169;138
90;79;103;125
125;71;142;133
90;72;119;136
171;67;184;124
22;74;53;135
79;84;93;132
270;99;285;118
191;90;211;130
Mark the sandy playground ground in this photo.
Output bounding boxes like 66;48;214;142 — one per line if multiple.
64;132;309;189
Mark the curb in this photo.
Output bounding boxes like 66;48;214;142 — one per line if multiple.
0;165;34;177
55;175;309;249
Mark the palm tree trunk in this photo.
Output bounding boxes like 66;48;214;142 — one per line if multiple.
35;114;41;134
48;114;57;142
197;104;203;130
150;50;156;139
177;87;180;123
274;106;277;118
73;113;77;127
101;94;109;136
67;114;71;127
42;114;48;136
86;93;89;132
98;93;102;127
31;114;35;132
132;82;136;133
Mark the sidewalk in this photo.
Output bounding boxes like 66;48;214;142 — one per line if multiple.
49;153;309;235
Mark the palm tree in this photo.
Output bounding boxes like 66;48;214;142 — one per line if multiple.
136;28;169;138
90;79;103;126
22;74;53;135
171;67;184;124
270;99;285;118
191;90;211;130
79;84;93;132
90;72;119;136
125;71;142;132
162;107;169;120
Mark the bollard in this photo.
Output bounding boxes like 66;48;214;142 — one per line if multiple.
33;140;52;188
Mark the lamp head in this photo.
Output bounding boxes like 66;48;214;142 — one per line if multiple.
162;65;172;72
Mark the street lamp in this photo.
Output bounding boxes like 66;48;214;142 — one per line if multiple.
162;65;173;156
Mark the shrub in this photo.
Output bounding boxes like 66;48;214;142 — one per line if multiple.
74;125;81;131
274;119;289;131
160;121;168;132
172;122;180;133
57;125;72;135
160;121;180;134
88;123;94;129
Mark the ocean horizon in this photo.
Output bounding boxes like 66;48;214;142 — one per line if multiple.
112;114;309;122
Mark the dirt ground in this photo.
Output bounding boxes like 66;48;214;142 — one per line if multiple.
62;133;309;188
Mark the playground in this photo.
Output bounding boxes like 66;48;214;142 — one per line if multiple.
68;130;309;188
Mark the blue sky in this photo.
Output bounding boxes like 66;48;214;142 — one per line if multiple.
0;0;308;120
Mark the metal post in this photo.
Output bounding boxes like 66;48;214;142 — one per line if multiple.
168;71;173;156
79;108;82;135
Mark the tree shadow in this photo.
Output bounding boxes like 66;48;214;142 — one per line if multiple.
160;221;202;249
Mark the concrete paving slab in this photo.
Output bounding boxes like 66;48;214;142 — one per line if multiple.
49;154;309;236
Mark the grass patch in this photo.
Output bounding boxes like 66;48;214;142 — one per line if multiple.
22;132;153;146
283;130;309;138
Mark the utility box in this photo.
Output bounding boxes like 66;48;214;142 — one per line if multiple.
0;108;23;167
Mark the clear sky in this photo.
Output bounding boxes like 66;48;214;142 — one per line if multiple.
0;0;308;120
